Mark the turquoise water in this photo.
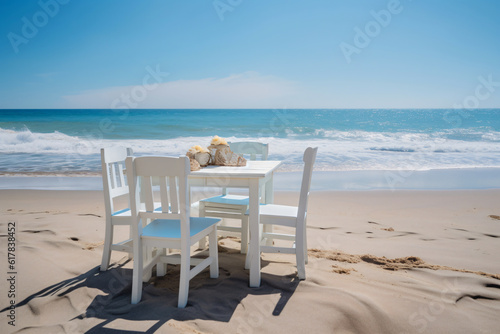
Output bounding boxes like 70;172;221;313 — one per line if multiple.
1;109;500;173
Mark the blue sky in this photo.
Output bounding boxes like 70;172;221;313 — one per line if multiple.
1;0;500;109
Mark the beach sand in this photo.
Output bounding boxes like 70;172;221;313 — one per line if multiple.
1;189;500;333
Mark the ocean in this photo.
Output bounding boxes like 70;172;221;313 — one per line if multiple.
1;109;500;176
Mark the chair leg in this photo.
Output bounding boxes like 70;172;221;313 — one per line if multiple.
156;248;167;277
244;244;251;270
241;215;249;254
263;224;273;246
198;203;208;250
128;224;134;260
209;227;219;278
178;242;190;308
304;223;308;264
296;226;306;280
100;221;113;271
143;246;153;282
199;237;208;250
131;240;143;304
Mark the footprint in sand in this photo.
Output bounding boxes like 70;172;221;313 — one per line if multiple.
308;226;339;230
78;213;102;218
456;294;497;303
22;229;56;235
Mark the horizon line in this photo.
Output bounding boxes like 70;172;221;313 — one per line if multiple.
2;108;500;111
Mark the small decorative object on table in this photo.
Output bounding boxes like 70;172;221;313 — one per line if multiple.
208;136;247;167
186;145;210;171
186;136;246;171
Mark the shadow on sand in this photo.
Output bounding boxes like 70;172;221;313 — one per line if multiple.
2;249;300;333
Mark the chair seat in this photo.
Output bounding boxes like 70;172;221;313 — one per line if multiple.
249;204;299;227
201;194;249;206
112;208;131;216
142;217;220;239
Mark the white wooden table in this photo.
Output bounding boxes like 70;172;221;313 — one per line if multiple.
189;160;282;287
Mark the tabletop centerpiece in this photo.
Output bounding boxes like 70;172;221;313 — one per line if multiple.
186;136;247;171
208;135;247;167
186;145;210;171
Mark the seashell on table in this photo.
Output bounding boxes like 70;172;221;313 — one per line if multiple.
194;152;211;166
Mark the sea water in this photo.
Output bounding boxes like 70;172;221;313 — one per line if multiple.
1;109;500;175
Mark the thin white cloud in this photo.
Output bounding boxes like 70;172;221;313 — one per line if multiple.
61;72;300;109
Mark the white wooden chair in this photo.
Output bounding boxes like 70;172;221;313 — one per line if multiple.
100;147;134;271
199;142;269;254
126;155;220;308
245;147;317;280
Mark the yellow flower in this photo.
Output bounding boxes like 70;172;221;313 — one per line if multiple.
189;145;209;154
211;135;228;146
194;145;209;153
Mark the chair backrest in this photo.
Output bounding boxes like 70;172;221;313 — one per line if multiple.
126;156;191;236
297;147;318;225
228;142;269;161
101;147;133;216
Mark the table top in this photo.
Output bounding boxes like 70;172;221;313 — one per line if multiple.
189;160;281;178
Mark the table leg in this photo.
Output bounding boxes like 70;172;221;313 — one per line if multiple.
248;178;261;287
263;174;274;246
264;174;274;204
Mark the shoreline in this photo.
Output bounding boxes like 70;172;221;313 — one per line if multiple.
1;167;500;191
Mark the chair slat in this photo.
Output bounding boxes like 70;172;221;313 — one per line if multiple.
169;176;179;213
159;176;169;213
142;176;155;212
118;163;125;188
228;142;269;161
110;163;117;189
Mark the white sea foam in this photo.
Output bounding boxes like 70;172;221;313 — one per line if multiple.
0;128;90;154
1;127;500;172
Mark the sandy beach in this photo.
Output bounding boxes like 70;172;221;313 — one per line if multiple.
1;188;499;333
3;0;500;332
